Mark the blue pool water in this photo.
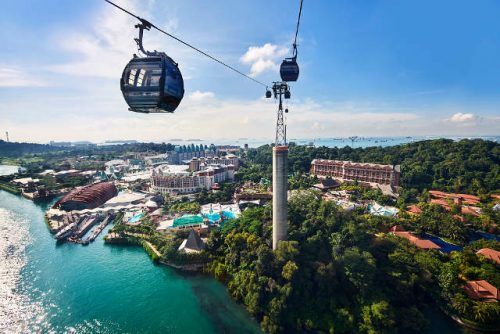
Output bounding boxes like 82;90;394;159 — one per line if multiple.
422;234;463;253
128;213;145;224
469;231;500;242
223;211;237;219
203;211;237;223
206;213;221;222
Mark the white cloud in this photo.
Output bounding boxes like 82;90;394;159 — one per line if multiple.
449;112;477;123
3;94;500;142
240;43;289;77
0;67;48;87
47;0;180;79
188;90;215;101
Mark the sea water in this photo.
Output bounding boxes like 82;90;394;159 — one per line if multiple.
0;190;262;333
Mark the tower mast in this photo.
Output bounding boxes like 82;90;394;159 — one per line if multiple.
271;82;290;250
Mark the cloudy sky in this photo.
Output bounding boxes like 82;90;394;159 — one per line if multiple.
1;0;499;143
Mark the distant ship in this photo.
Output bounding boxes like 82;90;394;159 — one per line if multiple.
187;138;202;141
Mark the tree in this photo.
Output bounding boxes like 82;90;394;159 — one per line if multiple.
281;261;298;281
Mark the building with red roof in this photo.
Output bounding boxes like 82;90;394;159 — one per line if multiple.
310;159;400;188
429;190;480;205
463;280;499;301
461;206;481;217
430;198;452;209
54;182;118;211
406;204;422;216
390;226;440;250
476;248;500;265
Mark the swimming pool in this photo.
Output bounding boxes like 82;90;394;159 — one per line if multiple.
422;234;463;253
173;214;204;227
128;213;145;224
206;213;221;223
223;211;237;219
203;211;238;223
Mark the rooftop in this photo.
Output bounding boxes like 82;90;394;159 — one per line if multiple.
429;190;480;204
391;226;440;249
12;177;39;185
406;204;422;215
476;248;500;265
464;280;499;301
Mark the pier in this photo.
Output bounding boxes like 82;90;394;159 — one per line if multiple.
51;212;114;245
81;214;114;244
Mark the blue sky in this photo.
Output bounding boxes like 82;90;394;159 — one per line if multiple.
0;0;499;143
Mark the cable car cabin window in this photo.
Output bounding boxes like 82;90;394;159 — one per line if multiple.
126;68;161;87
149;69;162;87
128;68;137;85
136;69;146;86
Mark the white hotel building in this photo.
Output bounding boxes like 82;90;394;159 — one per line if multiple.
151;162;235;195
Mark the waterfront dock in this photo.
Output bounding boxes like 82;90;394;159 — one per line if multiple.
82;214;114;244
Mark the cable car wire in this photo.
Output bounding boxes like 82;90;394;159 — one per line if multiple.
104;0;268;88
292;0;304;57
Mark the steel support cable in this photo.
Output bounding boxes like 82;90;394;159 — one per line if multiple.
104;0;268;88
292;0;304;57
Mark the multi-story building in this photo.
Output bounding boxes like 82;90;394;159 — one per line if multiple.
165;144;216;164
151;163;234;195
310;159;400;187
199;154;239;170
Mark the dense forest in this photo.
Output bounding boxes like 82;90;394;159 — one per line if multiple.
205;138;500;333
244;139;500;194
206;192;500;333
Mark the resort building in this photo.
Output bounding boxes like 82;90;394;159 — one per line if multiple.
429;191;482;217
429;190;480;205
199;154;240;170
464;280;499;301
476;248;500;265
310;159;400;188
390;226;440;250
406;204;423;216
151;163;234;195
54;182;118;211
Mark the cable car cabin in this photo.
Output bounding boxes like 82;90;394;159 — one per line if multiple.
120;53;184;113
280;57;299;82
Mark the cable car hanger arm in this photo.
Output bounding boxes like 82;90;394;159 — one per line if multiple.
104;0;268;88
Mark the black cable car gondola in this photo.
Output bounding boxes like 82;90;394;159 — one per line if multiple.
280;57;299;82
280;0;303;82
120;20;184;113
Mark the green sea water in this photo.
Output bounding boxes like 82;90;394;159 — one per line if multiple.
0;190;262;333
